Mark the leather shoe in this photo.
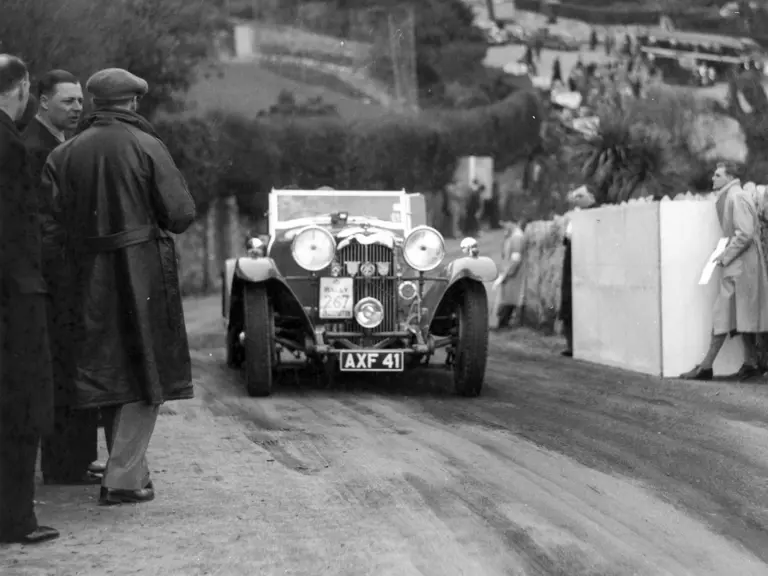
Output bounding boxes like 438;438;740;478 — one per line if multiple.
679;366;713;381
88;461;107;474
0;526;59;544
725;364;763;382
561;350;573;358
99;486;155;506
44;471;102;486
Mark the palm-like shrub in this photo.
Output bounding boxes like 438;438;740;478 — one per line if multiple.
570;91;705;204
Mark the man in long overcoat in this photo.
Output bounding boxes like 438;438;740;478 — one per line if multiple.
24;69;105;485
42;68;197;505
0;54;59;544
680;163;768;381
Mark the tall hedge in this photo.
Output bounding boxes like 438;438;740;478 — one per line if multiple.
187;89;545;221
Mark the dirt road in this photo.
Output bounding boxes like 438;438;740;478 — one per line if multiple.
3;296;768;575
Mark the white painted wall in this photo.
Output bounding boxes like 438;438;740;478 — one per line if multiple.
658;197;743;377
571;202;663;375
571;197;743;378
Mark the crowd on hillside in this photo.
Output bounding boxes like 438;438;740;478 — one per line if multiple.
0;56;197;545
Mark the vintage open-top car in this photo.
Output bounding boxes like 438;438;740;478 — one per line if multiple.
221;188;498;397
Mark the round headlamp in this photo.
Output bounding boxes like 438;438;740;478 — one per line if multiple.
403;226;445;272
291;225;336;272
354;297;384;328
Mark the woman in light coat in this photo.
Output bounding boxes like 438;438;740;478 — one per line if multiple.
493;218;529;329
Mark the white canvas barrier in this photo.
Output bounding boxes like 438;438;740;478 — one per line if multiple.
234;24;255;58
571;196;742;378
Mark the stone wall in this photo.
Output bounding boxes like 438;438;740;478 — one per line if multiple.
175;197;241;296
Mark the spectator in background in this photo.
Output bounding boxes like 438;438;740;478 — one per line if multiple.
462;179;483;237
0;54;59;544
604;32;613;56
24;69;106;486
446;180;464;239
524;45;536;76
493;217;530;330
680;163;768;381
754;184;768;371
551;57;562;85
41;68;197;505
590;28;598;51
488;181;501;230
560;185;597;358
623;33;633;57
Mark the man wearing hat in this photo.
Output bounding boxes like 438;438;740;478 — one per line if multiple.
41;68;197;505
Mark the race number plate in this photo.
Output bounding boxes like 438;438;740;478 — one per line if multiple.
319;277;354;319
339;350;404;372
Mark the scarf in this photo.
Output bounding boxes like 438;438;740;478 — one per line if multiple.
75;107;159;139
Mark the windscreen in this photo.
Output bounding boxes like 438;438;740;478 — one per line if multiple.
275;193;405;228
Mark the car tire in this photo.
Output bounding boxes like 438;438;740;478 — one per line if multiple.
225;324;244;368
244;284;274;397
453;281;488;397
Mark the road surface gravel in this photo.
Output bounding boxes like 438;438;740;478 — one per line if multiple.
2;295;767;576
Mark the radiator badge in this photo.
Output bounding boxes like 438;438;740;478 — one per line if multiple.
360;261;376;277
346;261;360;276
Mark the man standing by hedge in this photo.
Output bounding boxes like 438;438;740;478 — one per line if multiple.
24;69;106;486
41;68;197;505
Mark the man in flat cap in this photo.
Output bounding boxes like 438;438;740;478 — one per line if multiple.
0;54;59;544
41;68;197;506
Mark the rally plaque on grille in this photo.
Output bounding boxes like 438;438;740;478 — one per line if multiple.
319;277;354;319
339;350;404;372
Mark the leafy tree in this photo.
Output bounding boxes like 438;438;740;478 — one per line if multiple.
0;0;223;119
313;0;490;105
98;0;225;117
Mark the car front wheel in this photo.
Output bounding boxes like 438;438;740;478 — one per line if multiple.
453;281;489;397
244;284;275;397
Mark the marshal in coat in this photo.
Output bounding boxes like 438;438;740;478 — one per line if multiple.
41;109;196;409
713;179;768;335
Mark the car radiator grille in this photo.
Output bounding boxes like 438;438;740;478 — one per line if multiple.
335;241;397;333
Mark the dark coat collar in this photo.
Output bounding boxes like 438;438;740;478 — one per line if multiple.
0;108;21;136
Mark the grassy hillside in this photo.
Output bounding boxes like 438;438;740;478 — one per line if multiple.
184;60;390;120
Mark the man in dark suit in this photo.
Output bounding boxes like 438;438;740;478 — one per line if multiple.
0;54;59;544
24;69;105;486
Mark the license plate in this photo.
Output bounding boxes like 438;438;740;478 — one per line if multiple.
339;350;404;372
319;277;354;319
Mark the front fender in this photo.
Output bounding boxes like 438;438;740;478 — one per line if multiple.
420;256;498;329
234;256;282;283
222;257;278;320
223;257;314;337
